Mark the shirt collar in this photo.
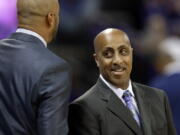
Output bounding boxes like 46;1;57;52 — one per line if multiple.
100;74;134;97
16;28;47;47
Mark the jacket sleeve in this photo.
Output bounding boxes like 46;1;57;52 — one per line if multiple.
68;102;100;135
36;62;71;135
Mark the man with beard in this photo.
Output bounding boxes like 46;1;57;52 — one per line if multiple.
68;28;176;135
0;0;71;135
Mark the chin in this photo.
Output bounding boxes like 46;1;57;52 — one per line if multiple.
111;77;129;87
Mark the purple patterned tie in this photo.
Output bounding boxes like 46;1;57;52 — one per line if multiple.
122;90;141;126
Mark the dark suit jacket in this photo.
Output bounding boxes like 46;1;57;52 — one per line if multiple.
68;78;176;135
0;32;71;135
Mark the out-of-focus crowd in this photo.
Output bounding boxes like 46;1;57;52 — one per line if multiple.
0;0;180;133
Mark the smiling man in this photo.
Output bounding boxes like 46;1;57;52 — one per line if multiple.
68;28;176;135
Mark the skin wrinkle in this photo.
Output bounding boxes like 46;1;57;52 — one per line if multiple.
17;0;54;17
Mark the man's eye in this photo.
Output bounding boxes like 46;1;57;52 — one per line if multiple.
103;51;113;58
120;49;129;55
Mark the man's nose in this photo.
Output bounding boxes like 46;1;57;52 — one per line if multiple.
112;53;122;66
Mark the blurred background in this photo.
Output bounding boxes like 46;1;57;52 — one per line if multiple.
0;0;180;133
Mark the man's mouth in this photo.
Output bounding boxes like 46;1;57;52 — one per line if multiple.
111;67;126;75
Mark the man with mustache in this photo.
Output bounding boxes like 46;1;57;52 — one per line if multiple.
0;0;71;135
68;28;176;135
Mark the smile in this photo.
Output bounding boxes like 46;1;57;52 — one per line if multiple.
111;67;126;75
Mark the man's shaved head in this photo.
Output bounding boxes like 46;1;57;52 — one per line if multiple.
16;0;60;43
17;0;59;17
17;0;59;26
94;28;131;53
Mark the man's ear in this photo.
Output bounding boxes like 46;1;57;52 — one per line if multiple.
46;12;55;28
93;53;99;67
131;47;133;57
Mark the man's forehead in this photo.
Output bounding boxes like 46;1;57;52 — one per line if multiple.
96;33;129;46
96;29;129;42
94;29;131;52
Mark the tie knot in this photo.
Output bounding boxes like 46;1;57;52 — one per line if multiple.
122;90;132;103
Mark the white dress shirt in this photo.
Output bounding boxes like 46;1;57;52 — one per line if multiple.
100;74;139;113
16;28;47;47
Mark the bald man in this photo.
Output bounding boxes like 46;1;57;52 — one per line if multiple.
0;0;71;135
68;28;176;135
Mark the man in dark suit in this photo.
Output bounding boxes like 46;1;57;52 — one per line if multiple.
0;0;71;135
68;28;176;135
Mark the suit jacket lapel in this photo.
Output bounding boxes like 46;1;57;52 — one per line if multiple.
107;93;143;135
96;79;142;135
133;83;152;135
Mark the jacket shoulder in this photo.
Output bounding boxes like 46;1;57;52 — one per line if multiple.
71;84;104;113
133;82;166;99
72;84;99;104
